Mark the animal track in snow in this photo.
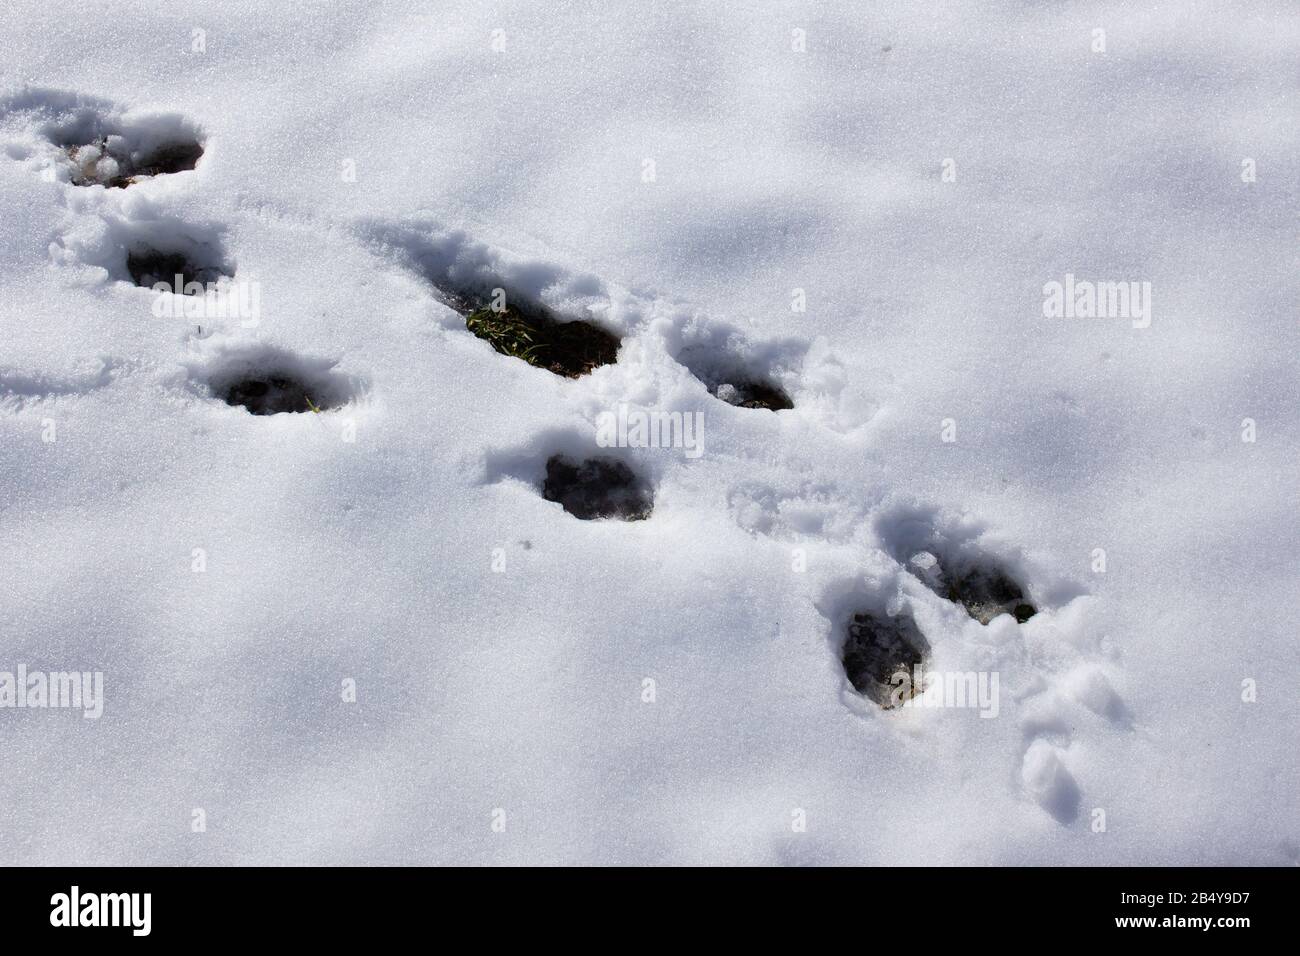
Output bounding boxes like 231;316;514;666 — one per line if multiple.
8;90;1123;836
840;608;931;708
358;219;822;411
808;502;1114;825
878;506;1038;624
62;132;203;188
878;505;1114;825
126;243;231;291
908;551;1037;624
678;349;793;410
358;219;622;377
50;210;234;296
668;318;796;411
465;304;621;378
0;88;204;188
542;455;654;521
195;345;357;416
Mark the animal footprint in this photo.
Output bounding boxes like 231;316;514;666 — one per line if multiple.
51;211;234;301
0;88;204;188
192;344;359;416
543;455;654;521
877;505;1038;624
63;133;202;188
667;317;797;411
840;608;931;708
126;241;231;291
907;551;1037;624
680;349;793;410
359;219;622;377
465;305;620;378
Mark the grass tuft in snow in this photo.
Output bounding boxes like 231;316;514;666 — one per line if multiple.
465;305;619;378
466;306;547;365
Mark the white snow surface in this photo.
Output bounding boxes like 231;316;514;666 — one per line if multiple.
0;1;1297;865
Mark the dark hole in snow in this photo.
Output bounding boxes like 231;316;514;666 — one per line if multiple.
712;379;793;411
542;455;653;521
676;345;793;411
907;551;1036;625
126;247;227;291
132;140;204;178
842;610;931;708
376;228;622;377
65;136;204;188
202;350;352;416
218;374;332;416
465;305;620;378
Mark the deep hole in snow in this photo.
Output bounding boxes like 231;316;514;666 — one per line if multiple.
219;374;331;415
201;351;352;416
464;304;620;378
126;246;229;291
542;455;653;521
841;610;931;708
907;551;1036;625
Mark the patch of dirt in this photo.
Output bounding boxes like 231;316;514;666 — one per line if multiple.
542;455;653;520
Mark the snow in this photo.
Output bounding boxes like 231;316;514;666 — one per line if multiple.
0;1;1297;865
